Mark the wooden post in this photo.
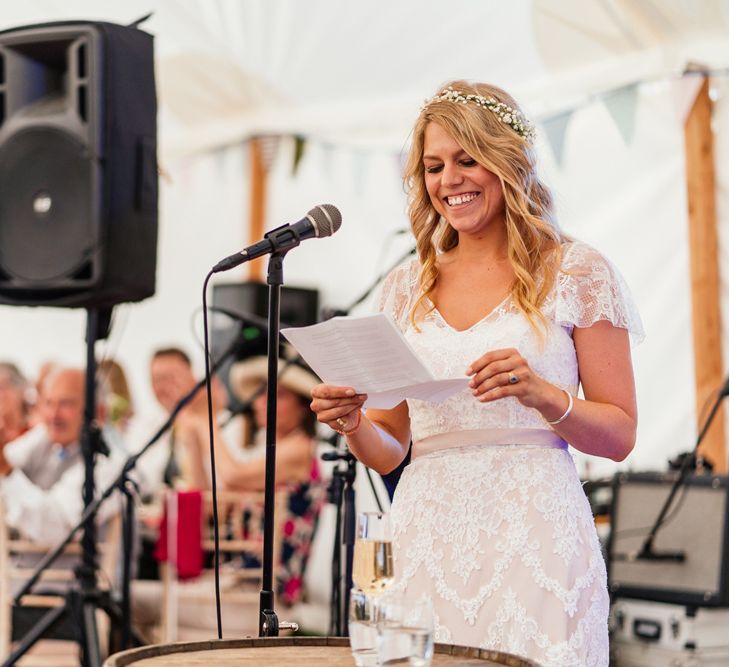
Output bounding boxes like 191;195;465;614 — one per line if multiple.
684;76;726;471
247;137;268;283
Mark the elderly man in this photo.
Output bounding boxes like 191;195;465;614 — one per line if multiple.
0;367;124;545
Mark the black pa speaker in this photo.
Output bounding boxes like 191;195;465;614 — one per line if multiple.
211;281;320;361
0;20;157;308
608;472;729;607
210;281;320;412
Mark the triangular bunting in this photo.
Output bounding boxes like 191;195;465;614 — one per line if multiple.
292;135;307;175
603;83;639;145
670;74;705;125
258;135;281;172
541;109;574;167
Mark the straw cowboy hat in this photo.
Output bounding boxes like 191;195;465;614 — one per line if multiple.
229;355;320;402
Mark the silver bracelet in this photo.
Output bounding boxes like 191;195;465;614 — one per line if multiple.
547;389;574;425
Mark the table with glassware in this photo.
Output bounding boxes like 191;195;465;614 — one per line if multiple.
105;510;541;667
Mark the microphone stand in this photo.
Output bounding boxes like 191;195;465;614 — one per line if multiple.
632;380;729;563
258;250;300;637
208;259;314;636
320;244;414;636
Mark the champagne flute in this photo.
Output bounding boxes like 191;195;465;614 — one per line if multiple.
352;511;394;595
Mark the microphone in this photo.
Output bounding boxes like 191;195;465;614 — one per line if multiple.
212;204;342;273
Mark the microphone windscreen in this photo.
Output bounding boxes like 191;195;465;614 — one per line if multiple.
308;204;342;238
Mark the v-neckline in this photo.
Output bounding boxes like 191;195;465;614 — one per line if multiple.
427;292;512;333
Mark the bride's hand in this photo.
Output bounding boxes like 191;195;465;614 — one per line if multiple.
466;347;548;409
310;384;368;433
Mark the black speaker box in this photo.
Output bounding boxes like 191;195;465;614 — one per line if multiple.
211;281;320;361
0;21;157;308
608;472;729;607
211;281;320;411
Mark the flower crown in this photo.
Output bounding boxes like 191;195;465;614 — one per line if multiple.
422;86;536;143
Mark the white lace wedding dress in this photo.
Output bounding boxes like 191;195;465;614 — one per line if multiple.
376;241;643;667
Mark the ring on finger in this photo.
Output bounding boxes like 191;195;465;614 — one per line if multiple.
508;372;519;385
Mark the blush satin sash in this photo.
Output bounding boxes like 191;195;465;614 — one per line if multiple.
412;428;567;460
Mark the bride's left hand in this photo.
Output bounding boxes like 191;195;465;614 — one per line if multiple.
466;347;547;409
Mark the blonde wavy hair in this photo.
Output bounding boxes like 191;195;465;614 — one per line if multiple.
404;80;565;332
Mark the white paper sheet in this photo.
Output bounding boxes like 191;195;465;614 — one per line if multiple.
281;313;470;409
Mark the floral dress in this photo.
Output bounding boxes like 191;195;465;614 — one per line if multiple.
242;458;325;605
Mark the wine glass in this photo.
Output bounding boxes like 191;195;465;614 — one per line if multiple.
352;511;394;595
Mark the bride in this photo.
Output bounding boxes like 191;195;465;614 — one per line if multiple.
309;80;642;667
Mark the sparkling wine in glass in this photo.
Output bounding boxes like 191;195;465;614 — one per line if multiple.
352;511;394;595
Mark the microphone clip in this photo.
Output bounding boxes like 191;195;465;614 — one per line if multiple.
262;223;305;256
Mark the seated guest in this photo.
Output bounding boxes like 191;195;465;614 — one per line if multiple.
131;346;240;494
134;347;205;493
97;358;135;436
176;355;325;606
130;355;324;641
128;346;231;588
26;360;59;429
0;362;31;447
0;367;124;545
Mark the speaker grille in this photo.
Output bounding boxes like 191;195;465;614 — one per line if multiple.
0;126;96;284
0;20;157;308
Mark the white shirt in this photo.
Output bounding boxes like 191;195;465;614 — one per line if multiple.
1;424;126;544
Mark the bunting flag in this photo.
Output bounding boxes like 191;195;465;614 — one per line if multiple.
602;83;639;144
670;74;705;125
258;135;281;171
292;135;307;175
541;109;574;167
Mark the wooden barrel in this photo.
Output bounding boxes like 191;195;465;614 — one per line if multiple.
104;637;542;666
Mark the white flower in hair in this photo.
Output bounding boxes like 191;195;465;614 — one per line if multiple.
422;86;536;143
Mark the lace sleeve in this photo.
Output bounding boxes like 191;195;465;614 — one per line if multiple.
556;242;644;346
375;258;420;333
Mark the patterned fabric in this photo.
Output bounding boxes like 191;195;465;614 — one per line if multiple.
375;241;643;667
277;462;326;605
243;460;325;606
